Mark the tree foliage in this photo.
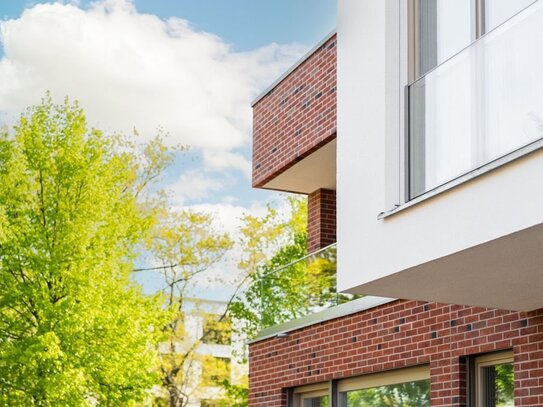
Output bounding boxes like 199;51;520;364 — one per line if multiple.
344;380;430;406
150;210;233;406
0;95;343;407
0;95;169;405
230;197;341;341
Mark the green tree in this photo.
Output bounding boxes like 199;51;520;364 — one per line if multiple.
150;210;233;407
152;197;318;407
0;95;169;405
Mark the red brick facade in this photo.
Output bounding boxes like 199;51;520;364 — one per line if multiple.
249;300;543;406
307;189;336;252
252;34;337;189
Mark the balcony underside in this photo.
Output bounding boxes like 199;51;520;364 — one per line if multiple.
252;32;337;192
263;138;336;194
346;222;543;311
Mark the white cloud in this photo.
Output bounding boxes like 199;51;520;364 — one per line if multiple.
135;197;296;297
185;201;270;237
202;150;252;179
0;0;304;159
167;170;226;206
180;201;271;295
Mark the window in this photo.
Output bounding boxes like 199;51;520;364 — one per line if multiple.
291;366;429;407
413;0;474;79
339;380;429;406
200;399;227;407
485;0;537;32
411;0;537;80
302;395;329;407
292;383;329;407
201;356;231;387
474;351;514;407
338;366;430;407
202;314;232;346
407;0;541;200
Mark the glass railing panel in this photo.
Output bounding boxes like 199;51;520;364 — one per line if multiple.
409;0;543;199
254;244;357;330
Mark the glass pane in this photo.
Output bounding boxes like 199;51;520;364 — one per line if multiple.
303;396;329;407
481;362;514;407
485;0;537;32
409;1;543;198
418;0;473;77
255;244;358;330
341;379;430;407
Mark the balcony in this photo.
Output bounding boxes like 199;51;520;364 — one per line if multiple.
251;32;336;194
338;0;543;311
241;244;375;340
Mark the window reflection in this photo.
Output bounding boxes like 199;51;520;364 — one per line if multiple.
480;362;514;407
341;379;430;407
485;0;537;32
416;0;473;78
303;396;329;407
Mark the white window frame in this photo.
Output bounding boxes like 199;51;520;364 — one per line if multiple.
381;0;542;218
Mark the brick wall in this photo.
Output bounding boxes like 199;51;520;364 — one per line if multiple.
249;300;543;406
252;34;337;189
307;189;336;252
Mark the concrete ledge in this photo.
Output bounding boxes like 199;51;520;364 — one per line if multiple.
250;296;397;344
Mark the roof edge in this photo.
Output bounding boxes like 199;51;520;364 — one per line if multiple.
251;29;337;107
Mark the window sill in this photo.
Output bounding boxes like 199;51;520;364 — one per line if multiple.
378;137;543;220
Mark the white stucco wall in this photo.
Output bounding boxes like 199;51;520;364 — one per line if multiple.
337;0;543;311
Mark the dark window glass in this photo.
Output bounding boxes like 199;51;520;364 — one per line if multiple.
303;396;329;407
201;356;231;386
200;399;226;407
480;362;514;407
202;314;232;345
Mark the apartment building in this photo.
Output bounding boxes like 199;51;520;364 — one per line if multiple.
249;1;543;406
154;298;245;407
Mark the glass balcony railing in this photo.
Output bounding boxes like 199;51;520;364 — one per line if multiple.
408;0;543;199
254;243;357;330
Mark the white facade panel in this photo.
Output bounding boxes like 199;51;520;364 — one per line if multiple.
337;0;543;310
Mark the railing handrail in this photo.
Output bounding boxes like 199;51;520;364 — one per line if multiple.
259;242;337;280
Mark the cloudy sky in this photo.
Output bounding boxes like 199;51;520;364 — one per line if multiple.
0;0;336;297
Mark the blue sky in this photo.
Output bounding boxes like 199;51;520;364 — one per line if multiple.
0;0;336;297
2;0;336;51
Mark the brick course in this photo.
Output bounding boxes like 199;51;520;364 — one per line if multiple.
249;300;543;406
252;34;337;189
307;189;336;252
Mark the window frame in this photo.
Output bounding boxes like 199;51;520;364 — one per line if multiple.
200;356;231;387
406;0;484;203
338;365;430;406
474;350;514;407
290;365;430;407
409;0;492;87
201;313;232;346
379;0;543;217
292;383;329;407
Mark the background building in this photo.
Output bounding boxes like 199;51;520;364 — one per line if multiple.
155;298;246;407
